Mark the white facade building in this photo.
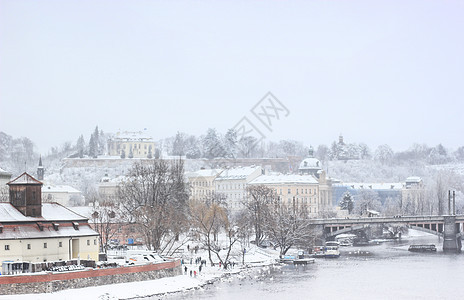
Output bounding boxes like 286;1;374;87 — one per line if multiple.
215;166;263;210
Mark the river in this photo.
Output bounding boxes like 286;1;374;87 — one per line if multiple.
162;232;464;300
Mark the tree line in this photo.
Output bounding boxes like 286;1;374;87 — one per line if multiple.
93;160;316;261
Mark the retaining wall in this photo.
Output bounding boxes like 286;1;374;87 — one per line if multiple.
0;260;181;295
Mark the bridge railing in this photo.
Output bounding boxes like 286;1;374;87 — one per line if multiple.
309;214;464;226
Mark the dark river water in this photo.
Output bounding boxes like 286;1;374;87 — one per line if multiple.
164;233;464;300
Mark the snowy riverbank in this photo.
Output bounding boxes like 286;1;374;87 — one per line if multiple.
0;247;279;300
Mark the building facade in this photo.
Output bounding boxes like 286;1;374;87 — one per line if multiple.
107;131;156;158
0;173;99;263
249;174;320;217
215;166;263;210
186;169;222;202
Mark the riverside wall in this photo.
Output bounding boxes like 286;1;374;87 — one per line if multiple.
0;260;181;295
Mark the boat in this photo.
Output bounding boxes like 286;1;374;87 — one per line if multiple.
339;240;352;247
324;241;340;258
408;244;437;252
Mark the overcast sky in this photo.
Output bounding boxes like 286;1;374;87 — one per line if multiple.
1;0;463;154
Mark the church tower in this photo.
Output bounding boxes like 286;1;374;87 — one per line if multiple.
37;156;44;180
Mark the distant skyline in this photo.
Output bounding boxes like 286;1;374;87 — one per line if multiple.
1;1;463;154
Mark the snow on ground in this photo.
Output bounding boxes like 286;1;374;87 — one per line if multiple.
0;245;279;300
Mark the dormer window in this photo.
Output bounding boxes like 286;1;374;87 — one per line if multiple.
37;222;44;231
53;223;59;231
72;222;79;230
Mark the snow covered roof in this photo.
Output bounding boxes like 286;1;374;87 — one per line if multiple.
0;223;98;240
42;185;82;194
343;182;403;190
186;169;222;179
405;176;422;183
0;203;88;222
0;167;12;176
298;157;321;170
215;166;261;181
7;172;42;185
249;174;319;185
112;131;154;142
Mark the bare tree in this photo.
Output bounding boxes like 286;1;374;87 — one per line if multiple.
354;190;382;216
91;200;119;253
118;160;189;253
244;185;276;245
264;198;315;256
190;197;230;265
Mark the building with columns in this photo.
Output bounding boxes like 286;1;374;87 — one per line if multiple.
107;131;155;158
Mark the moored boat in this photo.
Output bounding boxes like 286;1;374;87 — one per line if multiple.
408;244;437;252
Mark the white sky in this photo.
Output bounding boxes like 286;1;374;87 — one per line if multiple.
1;0;463;153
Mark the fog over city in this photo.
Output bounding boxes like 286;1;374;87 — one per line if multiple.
1;1;463;153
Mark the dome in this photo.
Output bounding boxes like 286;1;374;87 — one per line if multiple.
298;157;321;170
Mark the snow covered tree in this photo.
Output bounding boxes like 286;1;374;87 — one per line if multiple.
203;128;225;159
264;199;315;256
339;192;354;214
358;143;371;160
354;190;382;216
172;132;186;156
88;126;100;158
76;135;85;158
223;129;238;158
238;136;258;158
98;129;106;155
374;144;394;165
316;144;329;162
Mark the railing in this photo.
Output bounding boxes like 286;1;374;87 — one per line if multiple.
309;215;464;226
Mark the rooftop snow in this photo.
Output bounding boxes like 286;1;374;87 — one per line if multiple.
250;174;319;185
341;182;403;190
0;203;88;222
42;185;82;194
7;172;42;185
215;166;261;180
0;224;98;240
186;169;222;179
405;176;422;183
112;131;154;141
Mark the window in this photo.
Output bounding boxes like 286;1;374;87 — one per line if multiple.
27;244;31;250
59;241;62;247
87;240;90;246
44;243;47;248
296;189;299;194
288;189;291;194
5;245;10;250
94;239;97;245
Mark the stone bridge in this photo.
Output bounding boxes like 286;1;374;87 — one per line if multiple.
309;215;464;252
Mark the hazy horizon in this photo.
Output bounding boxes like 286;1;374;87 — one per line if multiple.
1;1;463;154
